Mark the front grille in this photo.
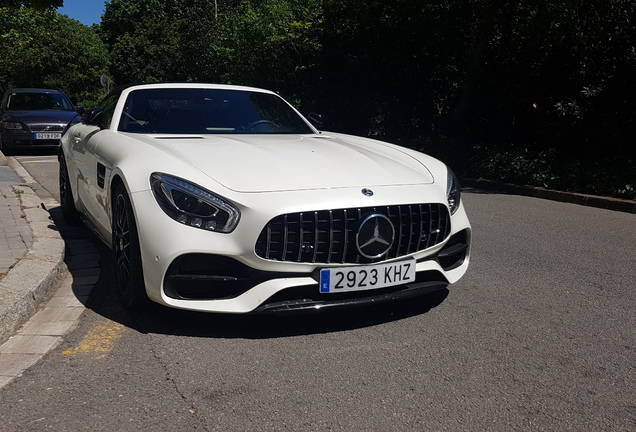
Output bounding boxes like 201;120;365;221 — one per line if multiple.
30;125;64;132
255;203;450;264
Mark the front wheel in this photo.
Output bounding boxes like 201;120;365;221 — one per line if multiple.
59;153;81;225
112;183;148;309
0;138;12;156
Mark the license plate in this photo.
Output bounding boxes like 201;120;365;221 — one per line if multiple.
320;259;416;293
34;133;61;140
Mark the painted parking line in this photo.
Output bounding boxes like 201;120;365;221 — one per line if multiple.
62;319;125;360
15;156;58;164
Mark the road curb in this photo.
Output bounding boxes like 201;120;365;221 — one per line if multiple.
0;186;66;346
460;178;636;214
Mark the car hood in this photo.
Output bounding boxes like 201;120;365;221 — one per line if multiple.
3;109;80;125
137;133;435;193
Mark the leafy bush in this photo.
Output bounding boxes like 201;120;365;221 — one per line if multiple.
404;136;635;201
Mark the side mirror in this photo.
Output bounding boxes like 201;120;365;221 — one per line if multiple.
76;105;86;116
308;112;324;130
84;107;105;129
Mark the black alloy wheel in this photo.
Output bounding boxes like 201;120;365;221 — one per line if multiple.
112;183;147;309
58;153;81;225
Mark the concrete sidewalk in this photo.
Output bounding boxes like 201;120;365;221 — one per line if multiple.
0;151;99;388
0;182;33;277
0;154;66;347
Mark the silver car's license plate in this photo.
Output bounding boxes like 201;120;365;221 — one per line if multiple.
319;258;416;293
34;133;62;140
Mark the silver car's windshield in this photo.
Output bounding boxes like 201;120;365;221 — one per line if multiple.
118;88;314;134
7;92;75;111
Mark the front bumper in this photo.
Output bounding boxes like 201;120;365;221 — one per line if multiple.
131;186;471;314
1;130;61;149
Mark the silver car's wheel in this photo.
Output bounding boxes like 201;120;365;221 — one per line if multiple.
112;183;147;309
0;138;12;156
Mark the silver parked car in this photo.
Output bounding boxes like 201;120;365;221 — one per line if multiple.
1;88;83;155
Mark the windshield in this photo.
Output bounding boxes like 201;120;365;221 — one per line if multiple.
118;88;314;134
7;92;74;111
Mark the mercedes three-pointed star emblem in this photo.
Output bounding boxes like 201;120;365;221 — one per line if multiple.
356;213;395;259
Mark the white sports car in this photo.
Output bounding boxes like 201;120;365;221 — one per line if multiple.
59;83;471;314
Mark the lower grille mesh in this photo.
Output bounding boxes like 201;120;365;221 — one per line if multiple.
255;203;450;264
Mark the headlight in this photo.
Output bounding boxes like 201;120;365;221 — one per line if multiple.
2;121;23;130
150;173;240;233
446;168;461;215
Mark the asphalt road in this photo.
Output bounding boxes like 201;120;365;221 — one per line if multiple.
1;153;634;431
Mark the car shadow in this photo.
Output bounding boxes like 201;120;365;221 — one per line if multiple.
102;285;449;340
125;289;449;340
49;205;450;340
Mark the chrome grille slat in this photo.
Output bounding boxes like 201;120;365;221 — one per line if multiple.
395;206;404;257
426;205;434;249
342;208;349;264
265;222;272;259
416;204;425;252
297;213;304;262
327;211;335;262
405;204;415;255
312;211;319;262
282;214;289;260
30;125;64;132
255;203;451;265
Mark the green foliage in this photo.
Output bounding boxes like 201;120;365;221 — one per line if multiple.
100;0;323;100
404;136;636;200
100;0;184;83
211;0;323;91
0;7;109;103
312;0;636;200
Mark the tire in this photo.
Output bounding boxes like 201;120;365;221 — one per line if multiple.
59;153;81;225
112;183;148;310
0;138;12;156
